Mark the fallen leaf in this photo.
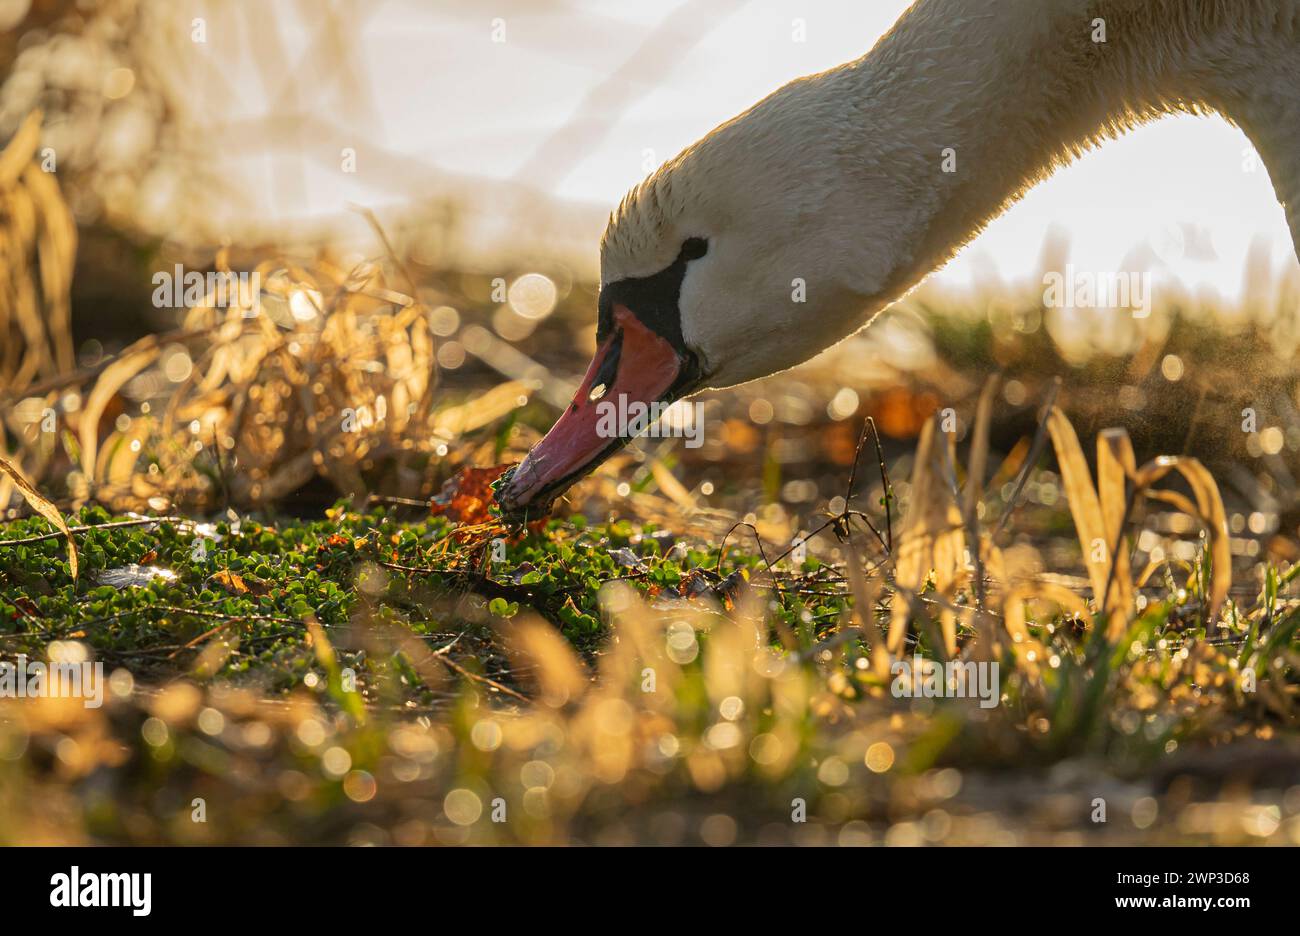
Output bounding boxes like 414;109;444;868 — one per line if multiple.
209;569;249;594
208;569;270;596
430;465;509;525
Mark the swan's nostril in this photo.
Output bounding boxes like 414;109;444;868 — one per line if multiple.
588;382;608;402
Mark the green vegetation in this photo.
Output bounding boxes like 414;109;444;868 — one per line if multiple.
0;502;840;698
2;474;1297;844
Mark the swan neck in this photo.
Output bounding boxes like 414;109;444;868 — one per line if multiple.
859;0;1300;283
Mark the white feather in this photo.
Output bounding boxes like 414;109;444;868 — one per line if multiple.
601;0;1300;390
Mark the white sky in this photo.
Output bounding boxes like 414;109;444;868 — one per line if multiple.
197;0;1298;299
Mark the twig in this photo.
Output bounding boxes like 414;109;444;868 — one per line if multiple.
843;417;891;554
869;417;894;553
715;520;786;606
431;641;530;704
365;493;432;509
1098;483;1142;636
0;515;189;547
167;620;234;660
992;377;1061;539
212;427;230;515
348;204;421;304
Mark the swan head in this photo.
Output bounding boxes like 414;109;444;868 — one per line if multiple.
497;89;903;515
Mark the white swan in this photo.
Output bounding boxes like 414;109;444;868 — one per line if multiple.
497;0;1300;513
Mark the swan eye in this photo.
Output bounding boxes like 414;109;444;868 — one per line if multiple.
679;237;708;262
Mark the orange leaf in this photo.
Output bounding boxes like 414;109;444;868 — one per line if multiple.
430;465;510;525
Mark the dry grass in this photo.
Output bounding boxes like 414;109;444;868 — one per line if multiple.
1;107;1299;845
0;393;1296;843
0;124;531;517
0;111;77;513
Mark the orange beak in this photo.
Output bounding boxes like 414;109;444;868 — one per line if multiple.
496;306;687;515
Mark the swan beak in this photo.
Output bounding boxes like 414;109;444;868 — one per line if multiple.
496;306;684;515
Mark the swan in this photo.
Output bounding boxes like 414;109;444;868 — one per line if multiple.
496;0;1300;514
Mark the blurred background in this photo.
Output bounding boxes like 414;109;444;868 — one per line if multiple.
3;0;1300;848
5;0;1298;279
2;0;1298;555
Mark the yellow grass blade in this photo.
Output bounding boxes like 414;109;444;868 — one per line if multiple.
889;415;967;657
0;454;78;580
956;376;999;655
649;457;696;512
25;163;77;374
0;110;41;187
1096;428;1136;634
1046;406;1109;613
843;539;888;675
1132;456;1232;625
1001;582;1089;673
79;347;160;486
964;374;999;519
431;380;532;437
506;614;589;708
